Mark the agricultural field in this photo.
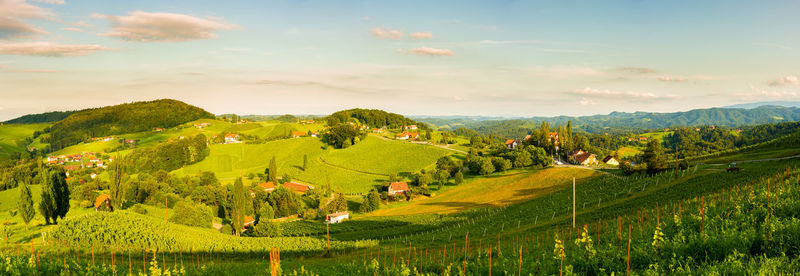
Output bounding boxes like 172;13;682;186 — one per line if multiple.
0;123;49;159
615;146;642;158
323;136;453;176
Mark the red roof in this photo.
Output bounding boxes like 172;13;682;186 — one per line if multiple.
258;182;276;191
291;131;306;137
575;152;596;164
390;182;409;191
283;182;311;193
243;216;255;226
94;194;110;208
225;133;238;138
505;139;516;145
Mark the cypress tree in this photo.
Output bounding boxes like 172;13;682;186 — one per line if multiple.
232;177;246;236
303;154;308;171
109;155;126;210
38;167;56;225
268;156;278;183
454;171;464;185
18;181;35;230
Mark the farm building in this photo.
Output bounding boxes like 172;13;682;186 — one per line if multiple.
575;152;598;166
258;182;276;193
241;216;256;232
94;194;113;212
406;125;418;130
388;182;409;196
603;156;619;165
283;182;313;194
504;139;521;150
224;133;240;144
291;131;307;138
326;211;349;224
395;132;419;140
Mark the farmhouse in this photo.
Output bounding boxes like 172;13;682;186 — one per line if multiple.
153;127;165;132
603;156;619;165
258;182;277;193
194;122;211;129
504;139;521;150
242;216;256;232
90;173;97;179
569;149;586;157
224;133;240;144
94;194;112;212
326;211;349;224
291;131;307;138
388;182;409;196
575;152;598;166
406;125;418;130
396;132;420;140
283;182;313;194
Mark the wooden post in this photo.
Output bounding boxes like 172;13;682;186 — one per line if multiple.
518;245;522;276
326;221;330;253
165;197;168;224
128;247;131;276
572;177;576;229
627;224;631;276
92;245;95;274
488;245;492;276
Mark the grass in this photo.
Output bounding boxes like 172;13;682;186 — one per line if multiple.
323;136;453;176
366;167;598;216
0;123;50;159
616;146;642;158
173;136;444;193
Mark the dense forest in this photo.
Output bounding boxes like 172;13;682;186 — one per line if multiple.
123;134;210;173
4;110;81;124
325;108;429;130
43;99;214;151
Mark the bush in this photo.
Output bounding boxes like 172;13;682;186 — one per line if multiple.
131;204;148;215
168;200;212;228
80;200;93;208
252;221;282;237
302;209;318;220
219;224;233;235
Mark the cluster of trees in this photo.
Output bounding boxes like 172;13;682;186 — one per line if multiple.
43;99;214;151
466;144;551;175
13;163;72;229
3;110;80;124
321;124;364;148
123;134;209;173
325;108;429;131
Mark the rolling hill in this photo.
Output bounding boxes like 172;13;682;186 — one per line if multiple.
44;99;214;151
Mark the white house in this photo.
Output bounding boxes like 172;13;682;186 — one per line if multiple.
504;139;521;150
326;211;349;224
224;133;240;144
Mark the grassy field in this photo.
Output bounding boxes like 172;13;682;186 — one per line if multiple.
0;123;50;159
172;136;448;193
616;146;642;158
367;167;598;216
323;136;452;176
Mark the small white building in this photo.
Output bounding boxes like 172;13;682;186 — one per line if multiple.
326;211;349;224
224;133;240;144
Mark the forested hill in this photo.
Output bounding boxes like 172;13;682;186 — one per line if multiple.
419;105;800;134
4;110;81;124
326;108;430;130
43;99;214;151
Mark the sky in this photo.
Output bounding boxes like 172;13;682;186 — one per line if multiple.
1;0;799;120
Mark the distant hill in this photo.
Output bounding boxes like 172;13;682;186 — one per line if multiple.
723;101;800;109
4;110;81;124
418;105;800;135
326;108;429;130
44;99;214;151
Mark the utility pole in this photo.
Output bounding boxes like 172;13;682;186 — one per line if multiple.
572;177;576;229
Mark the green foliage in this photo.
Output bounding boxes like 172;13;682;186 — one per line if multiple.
267;156;277;183
454;171;463;185
4;110;79;124
269;187;303;218
324;193;348;215
168;200;212;228
325;108;427;130
258;203;275;221
44;99;214;151
251;220;282;237
231;177;246;236
17;181;35;229
38;167;69;224
321;124;360;149
643;139;666;174
124;134;209;173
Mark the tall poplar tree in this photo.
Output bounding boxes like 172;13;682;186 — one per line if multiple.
109;155;127;210
232;177;246;236
18;181;35;230
268;156;278;183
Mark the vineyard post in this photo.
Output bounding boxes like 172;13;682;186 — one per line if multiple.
700;195;705;236
63;249;67;276
326;221;330;253
656;202;660;226
92;245;95;274
573;177;576;229
442;245;446;272
142;246;146;273
165;197;168;224
111;244;115;276
393;242;397;268
463;233;468;273
518;245;522;276
128;247;131;276
488;245;492;276
626;224;631;276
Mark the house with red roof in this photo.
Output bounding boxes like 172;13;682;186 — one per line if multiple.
283;182;313;194
94;194;112;212
224;133;240;144
291;131;307;138
603;156;619;165
257;182;277;193
575;152;598;166
388;182;409;196
505;139;521;150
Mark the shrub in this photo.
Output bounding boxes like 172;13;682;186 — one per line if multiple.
79;200;93;208
131;204;148;215
168;200;212;228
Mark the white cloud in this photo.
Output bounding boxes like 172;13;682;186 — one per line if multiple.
410;32;433;39
569;87;682;101
769;75;799;86
0;0;53;38
0;42;111;57
30;0;64;4
92;11;238;42
370;27;403;39
61;27;83;32
579;97;596;106
617;67;655;74
404;47;453;56
657;76;688;83
741;83;799;99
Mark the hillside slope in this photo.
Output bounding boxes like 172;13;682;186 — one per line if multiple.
44;99;214;151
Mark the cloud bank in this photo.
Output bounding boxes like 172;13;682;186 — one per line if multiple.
0;0;53;37
570;87;682;101
0;42;110;57
371;27;403;39
405;47;453;56
93;11;238;42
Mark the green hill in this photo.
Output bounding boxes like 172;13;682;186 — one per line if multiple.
44;99;214;151
4;110;81;124
0;123;50;159
326;108;429;130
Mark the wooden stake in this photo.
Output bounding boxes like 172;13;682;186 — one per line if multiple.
573;177;576;229
488;245;492;276
627;224;631;276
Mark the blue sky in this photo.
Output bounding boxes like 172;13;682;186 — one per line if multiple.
1;0;799;120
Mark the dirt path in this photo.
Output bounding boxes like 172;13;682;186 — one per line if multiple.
702;154;800;165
